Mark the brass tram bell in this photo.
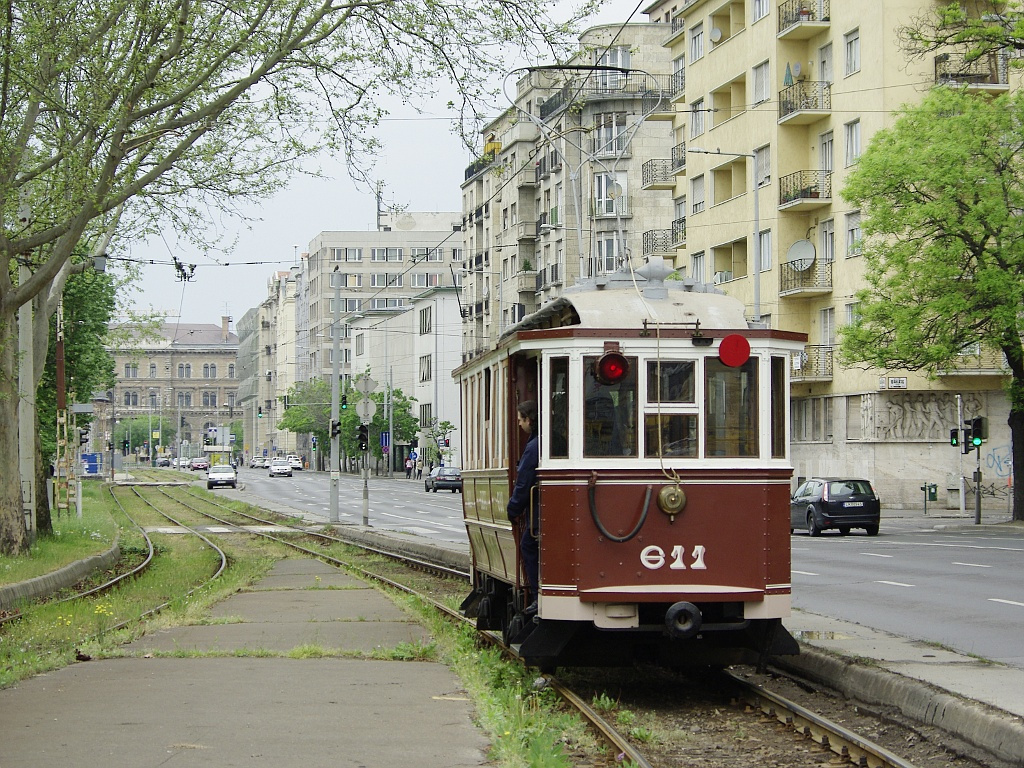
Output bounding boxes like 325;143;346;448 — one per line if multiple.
657;484;687;522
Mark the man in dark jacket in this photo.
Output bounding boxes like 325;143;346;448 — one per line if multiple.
507;400;539;613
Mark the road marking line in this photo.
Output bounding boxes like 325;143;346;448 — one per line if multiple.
952;562;992;568
989;598;1024;608
860;553;893;558
876;580;915;587
792;570;819;576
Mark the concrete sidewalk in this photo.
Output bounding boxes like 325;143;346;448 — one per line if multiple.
0;558;489;768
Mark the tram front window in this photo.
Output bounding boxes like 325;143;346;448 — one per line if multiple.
705;358;758;457
584;355;637;457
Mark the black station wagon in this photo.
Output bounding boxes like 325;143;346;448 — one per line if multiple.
790;477;880;536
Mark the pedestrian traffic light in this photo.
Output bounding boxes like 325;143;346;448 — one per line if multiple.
258;406;263;418
311;435;317;451
341;394;348;410
358;424;369;451
330;420;340;438
950;429;960;447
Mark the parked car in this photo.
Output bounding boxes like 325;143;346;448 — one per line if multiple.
424;466;462;493
177;457;190;469
287;455;303;470
268;458;293;477
206;464;237;489
790;477;880;536
189;457;210;472
250;456;267;468
155;456;171;467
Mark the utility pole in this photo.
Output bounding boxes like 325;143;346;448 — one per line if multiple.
18;265;36;540
329;266;341;523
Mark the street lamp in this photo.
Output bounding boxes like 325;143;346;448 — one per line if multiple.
688;146;762;322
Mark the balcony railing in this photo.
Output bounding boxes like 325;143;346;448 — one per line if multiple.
938;347;1009;376
780;259;832;295
778;81;831;122
642;159;675;189
464;152;495;181
779;169;832;208
935;51;1010;88
791;345;833;380
671;142;687;173
672;69;685;97
538;72;674;120
643;229;675;257
671;216;687;246
778;0;830;36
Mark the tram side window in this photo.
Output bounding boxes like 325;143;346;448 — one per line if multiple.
583;356;638;457
549;357;569;458
645;414;697;457
771;356;786;458
705;358;758;457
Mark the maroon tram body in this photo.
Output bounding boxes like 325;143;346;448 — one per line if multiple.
456;264;807;669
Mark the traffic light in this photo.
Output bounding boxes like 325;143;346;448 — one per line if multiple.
971;416;988;444
311;436;317;452
358;424;369;451
330;420;341;438
950;429;960;447
410;438;418;449
79;428;88;446
122;438;129;455
180;416;186;427
962;426;973;454
341;394;348;410
258;406;263;418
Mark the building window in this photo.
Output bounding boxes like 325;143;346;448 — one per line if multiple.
689;22;704;61
845;211;862;257
332;247;361;261
844;119;861;165
845;301;861;325
792;397;834;442
228;393;236;408
419;354;432;383
820;219;835;263
595;236;622;274
371;273;402;288
752;61;770;104
123;363;138;378
228;363;235;378
420;403;433;428
371;247;403;262
691;175;705;214
844;29;860;76
411;273;441;288
691;251;705;283
419;305;432;335
452;247;463;262
593;112;627;154
149;363;157;378
593;172;627;216
355;334;365;356
754;144;770;187
344;299;362;312
690;98;705;137
758;229;772;271
752;0;769;21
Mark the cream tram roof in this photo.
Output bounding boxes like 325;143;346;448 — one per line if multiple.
501;260;750;340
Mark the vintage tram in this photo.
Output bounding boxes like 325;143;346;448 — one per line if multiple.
456;259;808;669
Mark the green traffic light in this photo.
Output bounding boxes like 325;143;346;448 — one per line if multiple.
972;434;983;447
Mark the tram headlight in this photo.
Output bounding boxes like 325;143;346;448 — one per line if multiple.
593;351;630;385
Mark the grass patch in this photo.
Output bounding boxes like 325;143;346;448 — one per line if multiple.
0;484;119;586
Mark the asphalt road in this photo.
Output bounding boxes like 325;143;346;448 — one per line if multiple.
790;519;1024;669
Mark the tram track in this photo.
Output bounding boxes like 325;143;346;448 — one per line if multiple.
126;484;979;768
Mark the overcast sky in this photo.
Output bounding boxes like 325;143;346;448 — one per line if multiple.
124;0;647;326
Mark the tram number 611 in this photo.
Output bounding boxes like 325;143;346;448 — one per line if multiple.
640;544;707;571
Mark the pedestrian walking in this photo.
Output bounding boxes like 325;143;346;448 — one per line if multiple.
405;457;413;479
416;458;424;479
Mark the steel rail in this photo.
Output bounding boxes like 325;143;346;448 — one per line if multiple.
725;670;920;768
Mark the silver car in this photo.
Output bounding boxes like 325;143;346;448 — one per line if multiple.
268;458;293;477
207;464;237;489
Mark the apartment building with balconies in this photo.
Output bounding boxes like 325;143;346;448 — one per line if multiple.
642;0;1019;507
460;22;676;360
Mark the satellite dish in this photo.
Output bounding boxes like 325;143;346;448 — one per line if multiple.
786;239;815;271
709;27;723;43
792;61;802;79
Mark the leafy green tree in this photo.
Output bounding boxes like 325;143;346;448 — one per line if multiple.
277;379;332;453
421;418;458;468
840;86;1024;521
902;1;1024;66
0;0;591;553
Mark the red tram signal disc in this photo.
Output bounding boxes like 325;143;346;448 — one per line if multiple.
718;334;750;367
595;351;630;385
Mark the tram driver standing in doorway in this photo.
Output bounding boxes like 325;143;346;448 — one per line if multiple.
507;400;539;614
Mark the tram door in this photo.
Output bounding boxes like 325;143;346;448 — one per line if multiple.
508;353;539;595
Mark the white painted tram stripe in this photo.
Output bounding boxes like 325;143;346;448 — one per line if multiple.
860;553;893;558
876;580;915;588
952;562;992;568
792;570;819;576
989;598;1024;608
